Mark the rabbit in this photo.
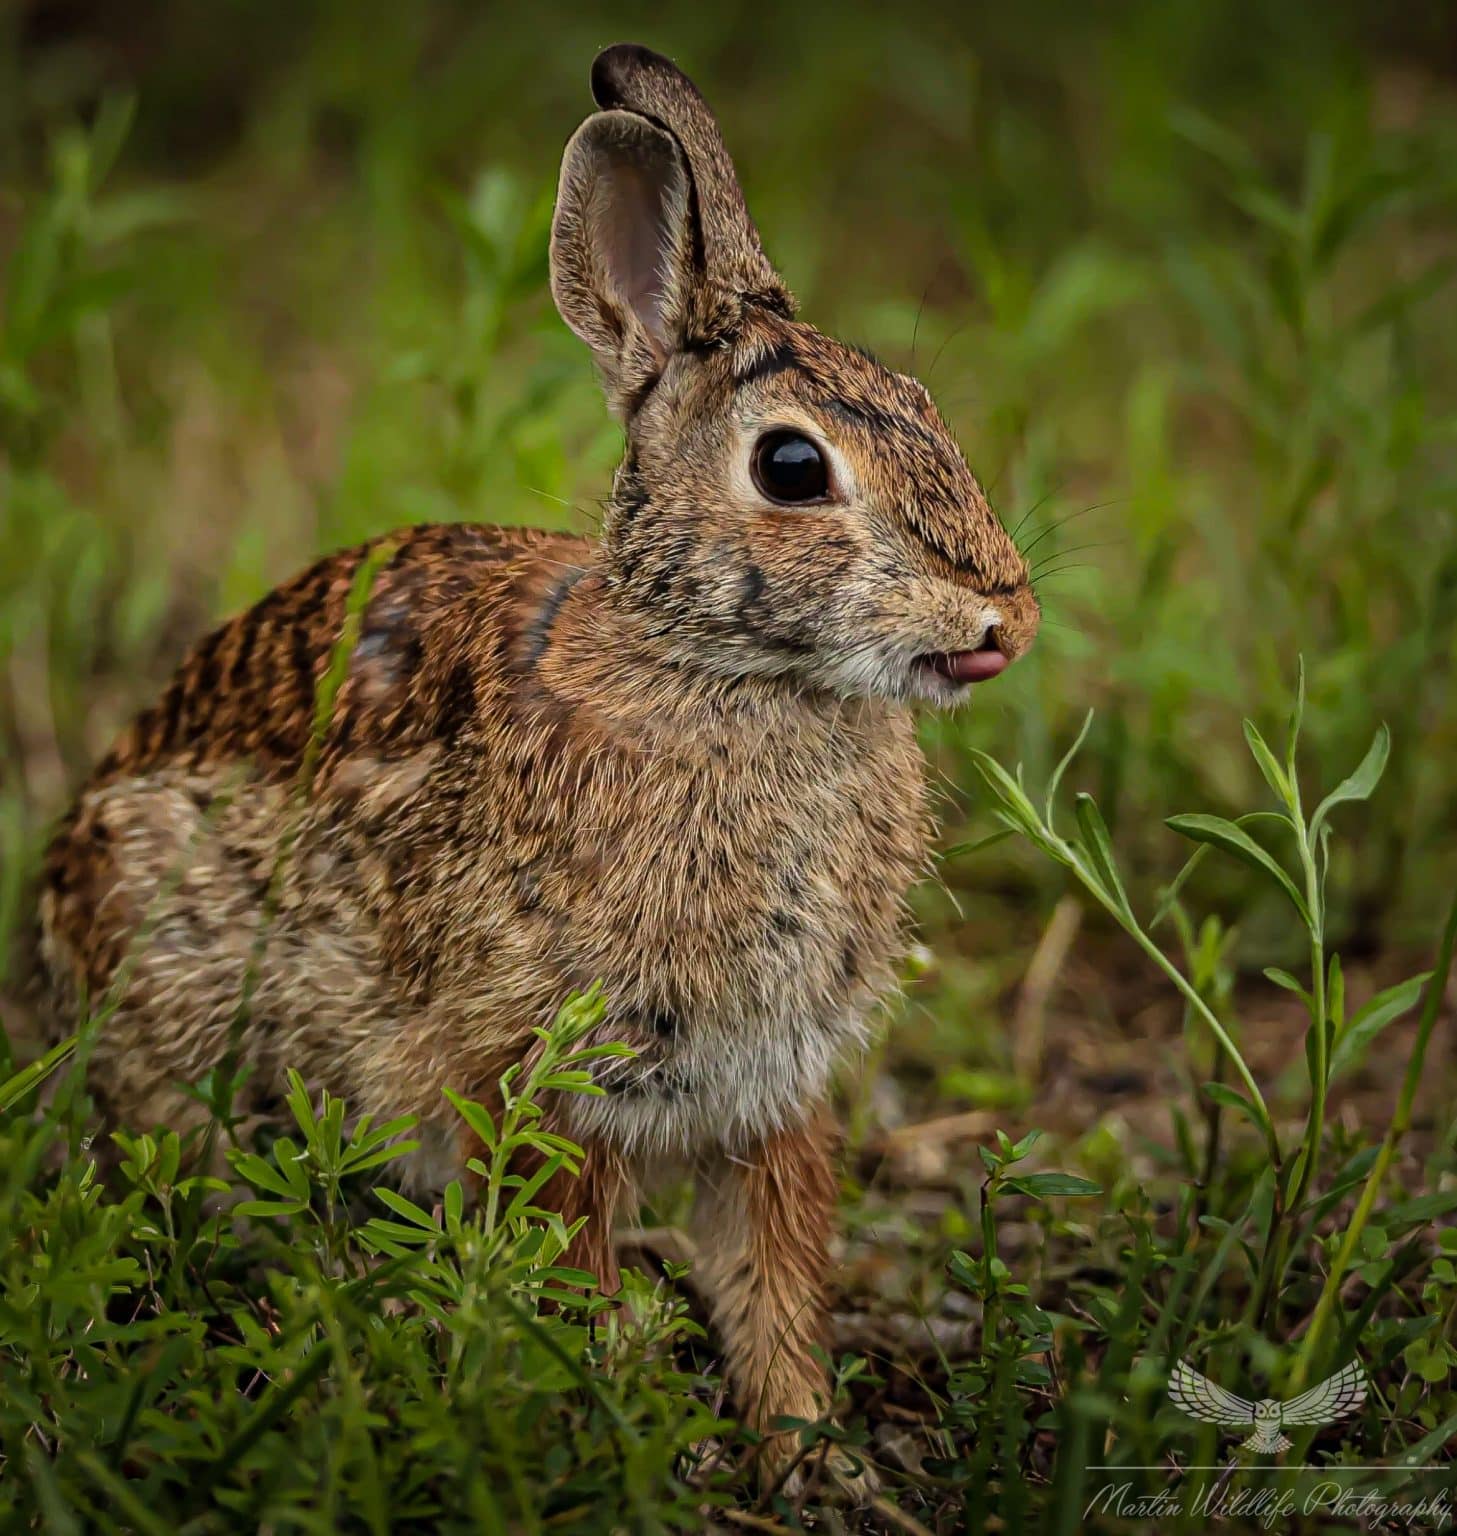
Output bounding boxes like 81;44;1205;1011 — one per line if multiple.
38;42;1038;1494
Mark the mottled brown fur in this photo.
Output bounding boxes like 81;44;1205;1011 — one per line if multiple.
38;44;1037;1483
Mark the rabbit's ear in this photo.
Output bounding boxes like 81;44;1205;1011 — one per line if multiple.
550;109;694;405
590;44;792;317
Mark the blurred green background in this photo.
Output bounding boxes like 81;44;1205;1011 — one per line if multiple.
2;0;1455;1029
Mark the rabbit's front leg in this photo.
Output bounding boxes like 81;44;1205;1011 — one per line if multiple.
694;1108;872;1498
552;1139;628;1296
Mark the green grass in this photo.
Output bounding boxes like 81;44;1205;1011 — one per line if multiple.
2;3;1456;1530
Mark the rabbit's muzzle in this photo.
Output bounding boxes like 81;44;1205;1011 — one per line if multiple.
906;577;1038;699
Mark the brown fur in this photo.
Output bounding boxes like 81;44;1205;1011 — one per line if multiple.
693;1107;839;1482
38;44;1038;1480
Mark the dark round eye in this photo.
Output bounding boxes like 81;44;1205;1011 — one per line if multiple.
751;430;829;504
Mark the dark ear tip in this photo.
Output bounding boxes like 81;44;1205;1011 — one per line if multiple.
591;43;674;109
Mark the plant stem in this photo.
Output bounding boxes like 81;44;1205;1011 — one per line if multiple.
1195;1005;1225;1217
980;1173;1001;1360
1291;812;1327;1213
1251;1219;1289;1332
1291;886;1457;1390
1089;879;1280;1167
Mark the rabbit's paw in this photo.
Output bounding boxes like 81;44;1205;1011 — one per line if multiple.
763;1440;879;1507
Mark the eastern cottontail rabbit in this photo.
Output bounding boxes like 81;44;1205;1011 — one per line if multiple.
40;42;1038;1490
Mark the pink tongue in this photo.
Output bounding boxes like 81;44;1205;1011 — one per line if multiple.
942;647;1009;683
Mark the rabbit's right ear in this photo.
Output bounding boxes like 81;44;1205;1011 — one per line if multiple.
550;110;694;412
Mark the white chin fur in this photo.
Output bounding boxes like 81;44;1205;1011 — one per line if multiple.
814;646;972;707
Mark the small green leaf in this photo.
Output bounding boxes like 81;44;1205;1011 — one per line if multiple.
1201;1082;1266;1133
1074;792;1132;917
444;1087;497;1148
1165;813;1311;926
940;828;1016;862
350;1113;419;1151
1327;954;1345;1034
357;1220;431;1253
1305;1019;1323;1091
283;1069;318;1139
1282;1146;1308;1206
1003;1171;1102;1199
374;1187;439;1230
1263;967;1311;1004
1404;1339;1452;1384
968;750;1044;837
0;1034;77;1113
228;1151;299;1201
1242;719;1290;804
1286;657;1306;778
1330;972;1431;1081
271;1137;310;1199
1153;812;1292;930
1310;725;1390;837
341;1139;421;1176
504;1153;568;1225
1385;1191;1457;1227
1045;708;1094;827
234;1198;308;1219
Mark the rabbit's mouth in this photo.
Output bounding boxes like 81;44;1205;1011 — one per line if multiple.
918;637;1009;686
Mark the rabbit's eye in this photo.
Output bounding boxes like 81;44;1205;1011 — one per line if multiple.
752;431;829;504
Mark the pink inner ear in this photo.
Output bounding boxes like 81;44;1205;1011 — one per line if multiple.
601;160;673;351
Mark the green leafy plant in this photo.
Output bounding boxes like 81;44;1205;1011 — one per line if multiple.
958;684;1457;1524
0;992;723;1533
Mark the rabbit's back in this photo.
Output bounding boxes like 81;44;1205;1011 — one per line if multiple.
39;523;593;1151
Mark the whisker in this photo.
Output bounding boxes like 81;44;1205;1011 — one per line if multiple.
1028;538;1125;576
1030;563;1094;587
524;485;606;535
527;553;594;577
982;460;1011;498
926;317;975;384
1007;480;1071;547
1018;497;1128;560
1017;504;1094;559
524;485;575;508
910;278;934;372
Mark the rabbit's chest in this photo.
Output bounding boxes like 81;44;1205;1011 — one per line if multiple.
567;733;926;1154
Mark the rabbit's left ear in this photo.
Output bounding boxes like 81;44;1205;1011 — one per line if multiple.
589;44;792;317
551;45;795;411
550;108;695;406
